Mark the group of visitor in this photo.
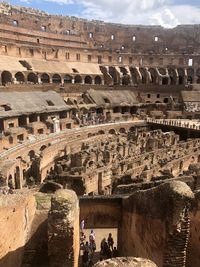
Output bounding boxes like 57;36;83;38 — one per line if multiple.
80;220;118;266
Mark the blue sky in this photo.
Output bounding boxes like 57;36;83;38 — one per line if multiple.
5;0;200;28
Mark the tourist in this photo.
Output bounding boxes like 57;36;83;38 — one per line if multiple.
80;232;86;246
112;247;118;257
82;250;89;267
80;219;85;232
107;233;114;251
89;229;95;244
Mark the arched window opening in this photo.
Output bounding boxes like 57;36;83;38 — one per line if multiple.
52;74;61;84
94;76;102;85
74;75;82;84
27;72;38;84
41;73;50;83
64;75;72;84
85;76;92;84
1;71;12;85
15;72;25;83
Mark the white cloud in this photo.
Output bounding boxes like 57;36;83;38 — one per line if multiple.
18;0;200;28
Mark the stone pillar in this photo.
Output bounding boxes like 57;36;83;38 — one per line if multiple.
48;189;80;267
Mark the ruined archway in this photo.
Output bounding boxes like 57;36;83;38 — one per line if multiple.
64;75;72;84
52;74;61;84
1;71;12;85
14;166;21;189
27;72;38;84
84;75;92;84
41;73;50;83
15;72;25;83
94;76;102;85
74;75;82;84
148;68;158;84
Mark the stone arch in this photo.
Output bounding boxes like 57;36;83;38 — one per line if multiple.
40;145;47;151
122;75;131;85
52;74;61;84
27;72;38;84
130;67;139;84
129;126;135;132
168;68;177;85
1;71;12;85
14;166;21;189
84;75;92;84
74;75;82;84
177;68;185;85
28;150;35;161
139;68;148;84
41;73;50;83
109;67;120;85
148;68;157;84
109;129;116;135
119;128;126;134
8;174;14;189
94;75;102;85
64;74;72;84
162;77;169;85
187;68;194;84
15;72;25;83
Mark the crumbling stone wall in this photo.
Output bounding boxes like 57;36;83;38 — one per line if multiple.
0;190;36;267
121;181;194;267
48;189;79;267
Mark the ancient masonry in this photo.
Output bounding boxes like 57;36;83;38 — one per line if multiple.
0;1;200;267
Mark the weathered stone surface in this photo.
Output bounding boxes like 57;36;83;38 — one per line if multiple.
0;190;36;267
48;189;79;267
94;257;157;267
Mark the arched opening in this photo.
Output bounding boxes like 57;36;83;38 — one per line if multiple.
64;75;72;84
85;75;92;84
187;76;193;84
27;72;38;84
130;67;139;84
8;174;14;189
94;76;102;85
122;76;131;85
28;150;35;161
129;126;135;132
52;74;61;84
109;129;116;135
74;75;82;84
41;73;50;83
14;166;21;189
168;68;177;85
164;98;169;103
40;145;47;151
119;128;126;134
162;77;169;85
139;68;148;84
187;68;194;84
98;130;105;135
1;71;12;85
15;72;25;83
148;68;157;84
109;67;120;85
177;68;185;85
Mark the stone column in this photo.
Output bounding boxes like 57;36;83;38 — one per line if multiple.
48;189;80;267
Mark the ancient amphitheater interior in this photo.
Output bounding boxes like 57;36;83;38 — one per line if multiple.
1;1;200;267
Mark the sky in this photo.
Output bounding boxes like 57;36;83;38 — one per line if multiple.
4;0;200;28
